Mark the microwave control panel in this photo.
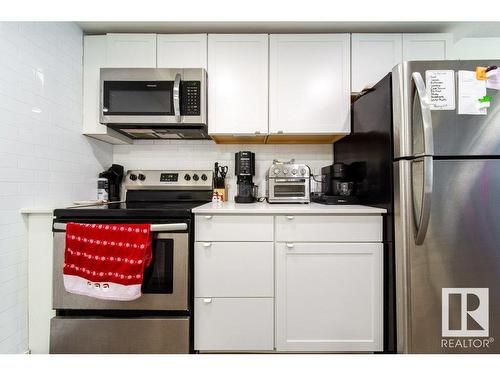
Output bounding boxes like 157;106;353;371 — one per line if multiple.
181;81;201;116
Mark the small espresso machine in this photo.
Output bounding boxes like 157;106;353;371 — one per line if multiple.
311;162;359;204
235;151;256;203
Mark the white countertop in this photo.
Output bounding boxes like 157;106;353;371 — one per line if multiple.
20;208;55;214
192;201;386;215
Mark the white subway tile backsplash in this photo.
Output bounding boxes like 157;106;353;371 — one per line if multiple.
114;140;334;200
0;22;113;353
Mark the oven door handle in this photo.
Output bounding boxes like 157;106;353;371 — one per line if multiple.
53;223;187;232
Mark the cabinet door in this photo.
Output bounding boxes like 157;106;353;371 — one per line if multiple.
451;37;500;59
352;34;402;93
106;33;157;67
208;34;269;136
275;242;383;352
269;34;351;135
82;36;131;144
157;34;207;68
402;33;452;61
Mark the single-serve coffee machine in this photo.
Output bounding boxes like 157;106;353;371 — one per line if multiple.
234;151;256;203
311;162;359;205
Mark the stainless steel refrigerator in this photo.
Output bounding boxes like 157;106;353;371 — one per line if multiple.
335;60;500;353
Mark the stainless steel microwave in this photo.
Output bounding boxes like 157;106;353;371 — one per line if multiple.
99;68;208;140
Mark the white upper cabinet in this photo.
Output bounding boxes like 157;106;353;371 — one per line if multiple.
402;33;452;61
269;34;351;135
351;34;402;93
157;34;207;68
82;35;131;144
451;38;500;59
207;34;269;136
105;33;157;67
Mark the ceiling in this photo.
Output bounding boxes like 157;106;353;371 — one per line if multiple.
77;21;500;39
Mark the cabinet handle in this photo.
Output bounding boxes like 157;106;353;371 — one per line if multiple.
202;242;212;247
203;298;212;304
286;216;295;220
204;215;213;220
232;133;257;137
286;243;295;248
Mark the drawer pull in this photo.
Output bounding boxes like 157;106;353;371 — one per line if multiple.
286;243;295;248
203;298;213;304
202;242;212;247
286;216;295;220
204;215;213;220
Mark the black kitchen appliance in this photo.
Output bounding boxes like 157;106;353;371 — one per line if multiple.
311;163;359;205
234;151;256;203
98;164;125;202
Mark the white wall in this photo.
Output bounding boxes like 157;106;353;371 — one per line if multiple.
0;22;113;353
114;140;333;199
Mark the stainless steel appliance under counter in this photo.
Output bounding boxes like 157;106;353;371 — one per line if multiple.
50;317;189;354
50;169;214;354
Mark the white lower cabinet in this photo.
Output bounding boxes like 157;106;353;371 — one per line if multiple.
275;242;383;352
195;298;274;351
194;212;384;353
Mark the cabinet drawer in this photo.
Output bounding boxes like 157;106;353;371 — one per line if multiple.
195;242;273;297
195;215;273;241
276;215;382;242
195;298;274;351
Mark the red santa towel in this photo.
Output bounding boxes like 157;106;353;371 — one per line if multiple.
63;223;152;301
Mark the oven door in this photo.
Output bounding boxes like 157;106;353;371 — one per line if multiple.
52;223;189;311
270;178;310;202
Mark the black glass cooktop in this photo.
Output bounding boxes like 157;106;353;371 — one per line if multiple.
53;201;208;220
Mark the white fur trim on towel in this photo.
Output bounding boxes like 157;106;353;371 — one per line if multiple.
63;274;142;301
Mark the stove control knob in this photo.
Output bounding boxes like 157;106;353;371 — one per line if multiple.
292;169;297;175
274;168;280;174
201;174;208;181
138;174;146;181
193;174;199;181
129;174;137;181
283;168;289;175
184;174;191;181
300;168;307;175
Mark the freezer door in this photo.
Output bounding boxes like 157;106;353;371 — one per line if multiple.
393;60;500;158
400;158;500;353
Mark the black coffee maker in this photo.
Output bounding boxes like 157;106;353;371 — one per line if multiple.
99;164;124;202
234;151;256;203
311;162;359;205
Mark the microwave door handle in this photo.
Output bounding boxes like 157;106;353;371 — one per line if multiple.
173;73;181;122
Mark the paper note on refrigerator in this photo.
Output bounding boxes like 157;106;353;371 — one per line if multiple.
458;70;487;115
486;69;500;90
425;70;456;110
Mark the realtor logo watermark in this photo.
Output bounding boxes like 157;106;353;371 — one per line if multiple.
441;288;494;349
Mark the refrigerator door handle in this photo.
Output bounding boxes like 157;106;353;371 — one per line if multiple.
414;156;433;245
412;72;434;157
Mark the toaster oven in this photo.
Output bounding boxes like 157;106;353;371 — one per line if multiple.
266;160;311;203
